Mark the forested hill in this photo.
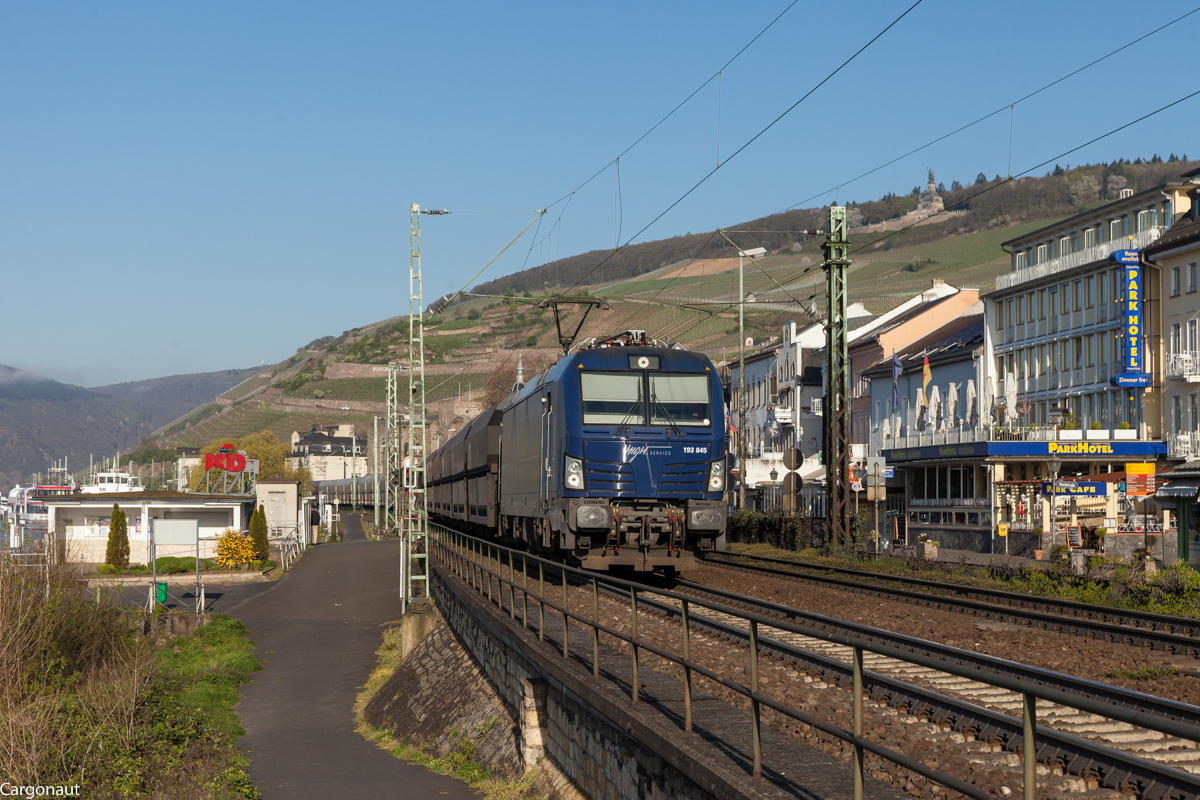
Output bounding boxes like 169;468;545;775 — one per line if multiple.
473;156;1197;297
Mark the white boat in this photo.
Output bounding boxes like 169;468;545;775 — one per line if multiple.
80;470;145;493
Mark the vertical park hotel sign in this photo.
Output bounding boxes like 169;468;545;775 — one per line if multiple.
1111;250;1151;388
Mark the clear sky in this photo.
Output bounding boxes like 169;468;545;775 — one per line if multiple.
2;1;1198;386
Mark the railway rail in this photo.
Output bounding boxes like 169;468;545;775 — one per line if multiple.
699;551;1200;657
430;523;1200;800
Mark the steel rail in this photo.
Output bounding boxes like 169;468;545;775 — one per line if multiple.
670;577;1200;739
433;524;1200;800
699;551;1200;652
432;525;1200;740
616;584;1200;800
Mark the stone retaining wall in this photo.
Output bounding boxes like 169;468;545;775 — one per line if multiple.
430;564;776;800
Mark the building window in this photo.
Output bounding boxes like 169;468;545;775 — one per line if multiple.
1086;335;1095;367
1138;210;1152;232
1098;331;1107;364
1060;285;1069;314
995;301;1004;330
1084;227;1097;248
1086;276;1095;308
1191;394;1199;432
1037;244;1050;263
1110;219;1122;241
1006;300;1013;329
1047;342;1056;373
1098;272;1107;307
1073;338;1083;370
1006;353;1014;378
1038;344;1047;374
1015;251;1027;269
1189;319;1198;352
1173;323;1183;354
1073;281;1083;312
1049;289;1058;316
1016;296;1024;325
1172;266;1182;297
1189;262;1198;293
1038;290;1046;319
1174;395;1184;434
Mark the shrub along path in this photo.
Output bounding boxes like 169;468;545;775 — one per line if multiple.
230;528;475;799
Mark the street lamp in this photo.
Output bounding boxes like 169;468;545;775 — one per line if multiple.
1046;455;1062;557
769;468;779;512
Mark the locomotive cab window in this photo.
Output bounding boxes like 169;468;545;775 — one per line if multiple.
581;372;645;424
649;374;711;426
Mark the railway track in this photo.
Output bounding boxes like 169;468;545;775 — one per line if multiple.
699;551;1200;658
436;526;1200;798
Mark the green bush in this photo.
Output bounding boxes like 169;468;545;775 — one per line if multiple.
105;503;129;569
1118;421;1131;430
154;557;215;575
97;564;117;575
249;505;269;562
1090;421;1102;430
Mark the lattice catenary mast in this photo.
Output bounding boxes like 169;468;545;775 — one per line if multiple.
823;206;852;546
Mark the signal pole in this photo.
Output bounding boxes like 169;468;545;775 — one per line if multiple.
373;415;380;531
823;206;852;547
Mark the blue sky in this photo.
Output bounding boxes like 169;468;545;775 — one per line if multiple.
2;1;1198;386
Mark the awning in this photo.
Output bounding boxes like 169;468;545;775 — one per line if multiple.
1154;481;1200;499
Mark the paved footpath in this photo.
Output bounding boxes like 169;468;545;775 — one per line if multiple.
230;513;476;799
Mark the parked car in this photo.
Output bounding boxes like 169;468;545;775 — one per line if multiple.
340;404;350;411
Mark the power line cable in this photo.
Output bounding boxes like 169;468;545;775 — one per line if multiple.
557;0;925;296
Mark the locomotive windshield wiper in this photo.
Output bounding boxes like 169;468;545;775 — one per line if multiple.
613;387;643;436
650;392;684;438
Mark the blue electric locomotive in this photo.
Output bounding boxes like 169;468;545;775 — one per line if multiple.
429;330;727;572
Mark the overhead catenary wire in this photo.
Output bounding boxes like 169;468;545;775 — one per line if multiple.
555;0;925;298
767;86;1200;295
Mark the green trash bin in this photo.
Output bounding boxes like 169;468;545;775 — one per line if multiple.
155;582;168;604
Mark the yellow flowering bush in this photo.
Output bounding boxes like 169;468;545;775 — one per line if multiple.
214;528;256;569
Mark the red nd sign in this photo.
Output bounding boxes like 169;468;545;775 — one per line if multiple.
205;445;248;473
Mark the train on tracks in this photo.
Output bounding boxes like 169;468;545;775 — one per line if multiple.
318;330;729;573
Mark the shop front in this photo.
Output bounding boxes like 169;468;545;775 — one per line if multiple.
1154;460;1200;569
883;437;1167;559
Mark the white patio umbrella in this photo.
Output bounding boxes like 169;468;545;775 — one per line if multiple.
929;385;942;431
881;417;892;439
966;379;977;427
947;382;959;428
1004;371;1018;426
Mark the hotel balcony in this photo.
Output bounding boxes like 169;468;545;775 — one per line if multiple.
1165;352;1200;382
774;407;794;424
882;423;1142;451
995;226;1164;291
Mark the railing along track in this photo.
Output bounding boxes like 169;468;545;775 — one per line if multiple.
431;523;1200;800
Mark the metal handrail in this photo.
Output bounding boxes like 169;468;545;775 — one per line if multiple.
270;524;303;571
429;524;1200;800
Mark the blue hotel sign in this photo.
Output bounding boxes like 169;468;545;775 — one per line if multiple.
1110;250;1151;388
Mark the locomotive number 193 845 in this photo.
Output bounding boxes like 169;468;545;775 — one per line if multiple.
682;446;708;454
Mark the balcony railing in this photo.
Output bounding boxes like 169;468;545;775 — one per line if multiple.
774;408;794;424
1166;352;1200;380
996;226;1165;291
883;424;1143;451
1167;432;1200;460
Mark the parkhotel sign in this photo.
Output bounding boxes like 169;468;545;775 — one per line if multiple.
1110;249;1152;388
884;439;1166;462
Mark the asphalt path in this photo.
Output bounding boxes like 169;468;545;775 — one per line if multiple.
229;513;476;799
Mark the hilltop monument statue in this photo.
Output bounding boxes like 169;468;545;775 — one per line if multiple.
916;168;944;216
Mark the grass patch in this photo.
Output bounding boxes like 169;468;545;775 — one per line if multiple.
353;620;539;800
1106;665;1177;681
98;557;275;576
156;615;264;742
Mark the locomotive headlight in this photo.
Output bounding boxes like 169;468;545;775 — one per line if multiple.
564;455;585;489
575;504;608;529
707;461;725;491
689;508;723;530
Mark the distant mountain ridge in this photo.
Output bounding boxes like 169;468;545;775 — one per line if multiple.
0;365;262;487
